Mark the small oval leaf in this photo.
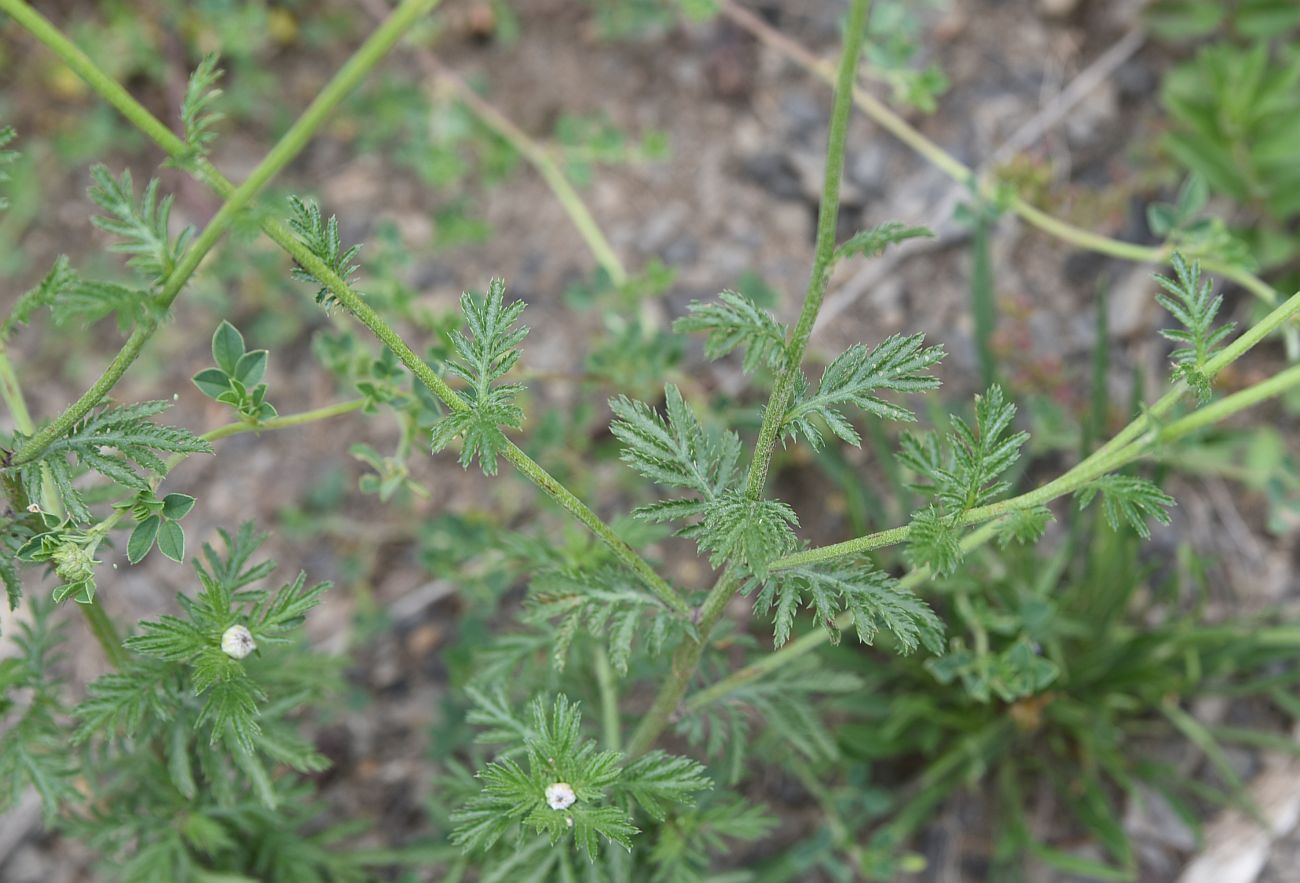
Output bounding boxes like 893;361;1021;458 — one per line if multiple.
127;515;161;564
157;520;186;563
211;320;245;374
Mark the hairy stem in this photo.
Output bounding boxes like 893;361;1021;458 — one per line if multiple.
771;288;1300;571
6;0;688;615
627;0;873;755
685;521;1001;711
742;0;871;500
720;0;1297;359
1;349;126;665
3;0;438;469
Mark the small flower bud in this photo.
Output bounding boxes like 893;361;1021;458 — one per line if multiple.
545;782;576;811
52;540;97;585
221;624;257;660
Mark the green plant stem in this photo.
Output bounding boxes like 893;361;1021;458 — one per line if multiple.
417;57;628;287
742;0;871;501
768;288;1300;571
719;0;1297;359
5;0;688;616
684;521;1001;712
626;0;872;756
1;349;126;666
594;644;621;751
3;0;438;469
192;398;368;448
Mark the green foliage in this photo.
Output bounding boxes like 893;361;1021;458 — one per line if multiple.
674;289;788;373
610;384;740;534
898;386;1029;573
192;320;278;421
124;523;329;761
1146;176;1254;269
0;602;77;824
1075;475;1176;539
863;1;950;111
122;490;197;564
698;491;798;580
88;166;192;285
287;196;363;309
0;124;15;211
782;332;945;449
4;400;211;524
430;279;529;475
451;695;710;860
526;566;684;675
753;558;944;652
176;54;225;162
1154;253;1235;401
681;656;865;779
1161;40;1300;223
2;256;152;341
831;222;934;265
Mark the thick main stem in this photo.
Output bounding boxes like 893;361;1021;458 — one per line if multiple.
4;0;688;615
627;0;873;756
4;0;438;468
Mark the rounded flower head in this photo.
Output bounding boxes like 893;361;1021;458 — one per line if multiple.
221;624;257;660
545;782;576;811
51;540;97;585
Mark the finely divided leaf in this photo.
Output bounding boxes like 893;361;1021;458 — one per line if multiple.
430;279;529;476
88;166;192;285
783;333;944;448
1076;475;1176;539
1154;253;1234;401
674;289;788;372
697;491;798;580
287;196;362;309
610;383;740;511
898;384;1028;513
832;221;934;263
6;401;212;523
179;54;224;159
755;558;943;652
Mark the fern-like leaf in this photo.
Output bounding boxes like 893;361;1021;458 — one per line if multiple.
287;196;363;309
753;557;944;651
526;567;684;675
697;491;798;580
1154;253;1234;401
783;332;944;448
898;384;1028;514
610;384;741;535
6;401;211;523
832;221;933;264
1075;475;1176;539
88;166;192;285
0;603;77;824
451;695;709;860
178;54;224;160
674;289;788;373
430;279;528;476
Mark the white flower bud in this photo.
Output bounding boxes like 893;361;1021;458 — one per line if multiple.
545;782;576;811
221;624;257;660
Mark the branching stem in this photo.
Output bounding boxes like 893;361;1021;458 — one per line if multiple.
627;0;873;755
3;0;439;469
771;288;1300;571
3;0;688;615
720;0;1297;356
